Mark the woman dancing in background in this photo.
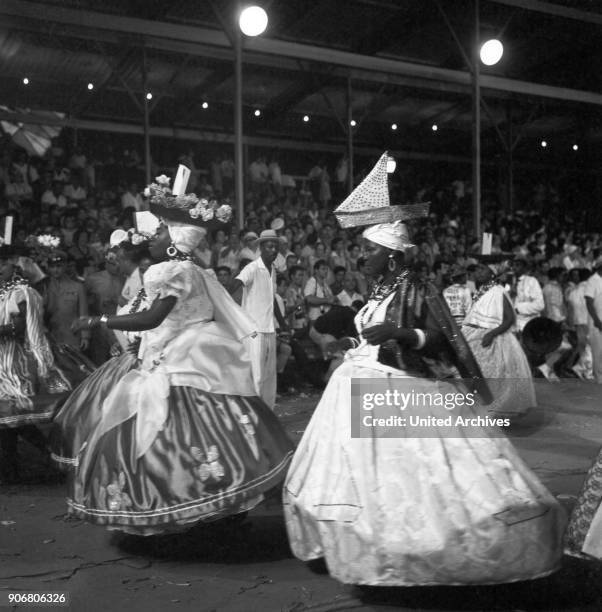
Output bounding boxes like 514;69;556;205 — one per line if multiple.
462;256;537;419
0;244;91;483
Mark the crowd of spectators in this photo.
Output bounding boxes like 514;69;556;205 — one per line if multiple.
1;136;601;390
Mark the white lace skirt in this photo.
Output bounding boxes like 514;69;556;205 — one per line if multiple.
283;354;564;586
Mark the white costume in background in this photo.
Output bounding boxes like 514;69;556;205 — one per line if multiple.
585;271;602;383
443;283;472;325
513;274;544;331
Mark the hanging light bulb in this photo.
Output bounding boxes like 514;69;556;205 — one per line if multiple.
350;119;357;127
386;156;396;174
432;124;438;132
201;101;209;109
480;39;504;66
541;140;547;148
572;144;579;151
87;82;94;91
303;115;309;123
254;109;261;117
239;6;268;37
146;92;153;100
391;123;398;131
23;77;29;85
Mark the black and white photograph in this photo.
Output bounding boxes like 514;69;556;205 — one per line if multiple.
1;1;602;610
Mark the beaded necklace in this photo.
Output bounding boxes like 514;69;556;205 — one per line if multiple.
168;250;193;262
368;268;410;302
129;288;147;314
0;275;29;301
472;280;496;304
361;268;410;329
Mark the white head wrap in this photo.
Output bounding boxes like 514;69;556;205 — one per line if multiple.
362;221;413;251
167;222;207;253
484;260;511;277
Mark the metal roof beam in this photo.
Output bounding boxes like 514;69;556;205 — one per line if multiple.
1;1;602;106
0;108;473;163
488;0;602;26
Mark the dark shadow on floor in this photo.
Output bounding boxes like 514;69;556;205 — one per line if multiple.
111;514;293;564
354;556;602;611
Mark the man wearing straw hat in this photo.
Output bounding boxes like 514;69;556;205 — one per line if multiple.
230;229;288;408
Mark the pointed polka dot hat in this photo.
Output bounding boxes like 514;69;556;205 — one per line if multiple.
334;152;429;228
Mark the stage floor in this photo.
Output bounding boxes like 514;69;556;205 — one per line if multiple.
1;381;602;612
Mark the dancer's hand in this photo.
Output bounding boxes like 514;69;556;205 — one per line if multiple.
363;322;398;345
326;338;353;353
481;331;495;347
127;338;141;355
71;316;98;333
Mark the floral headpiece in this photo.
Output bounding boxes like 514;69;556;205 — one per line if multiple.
25;234;63;269
127;228;151;246
145;174;232;226
28;234;61;250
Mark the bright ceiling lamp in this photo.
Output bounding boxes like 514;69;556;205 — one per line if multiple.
386;156;396;174
480;39;503;66
239;6;268;37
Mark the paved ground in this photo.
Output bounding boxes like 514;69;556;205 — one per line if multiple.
2;381;602;612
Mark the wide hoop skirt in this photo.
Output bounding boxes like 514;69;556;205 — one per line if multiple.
283;354;565;586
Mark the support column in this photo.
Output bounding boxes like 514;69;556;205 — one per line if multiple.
234;25;244;228
506;102;514;213
142;48;151;186
346;76;354;195
471;0;481;237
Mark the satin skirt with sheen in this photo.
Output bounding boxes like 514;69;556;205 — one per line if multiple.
67;387;293;535
50;353;137;467
0;341;94;429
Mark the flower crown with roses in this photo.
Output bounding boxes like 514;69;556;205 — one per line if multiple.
145;174;232;227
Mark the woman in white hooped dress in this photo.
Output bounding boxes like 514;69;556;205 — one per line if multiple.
283;220;565;587
53;189;293;536
461;257;536;419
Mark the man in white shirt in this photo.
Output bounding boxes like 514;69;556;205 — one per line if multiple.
585;257;602;383
304;260;335;322
510;258;544;332
230;230;285;409
336;273;364;308
41;180;67;209
121;183;145;211
568;269;593;380
63;174;87;205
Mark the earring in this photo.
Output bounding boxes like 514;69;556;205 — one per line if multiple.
388;254;397;272
166;245;178;258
